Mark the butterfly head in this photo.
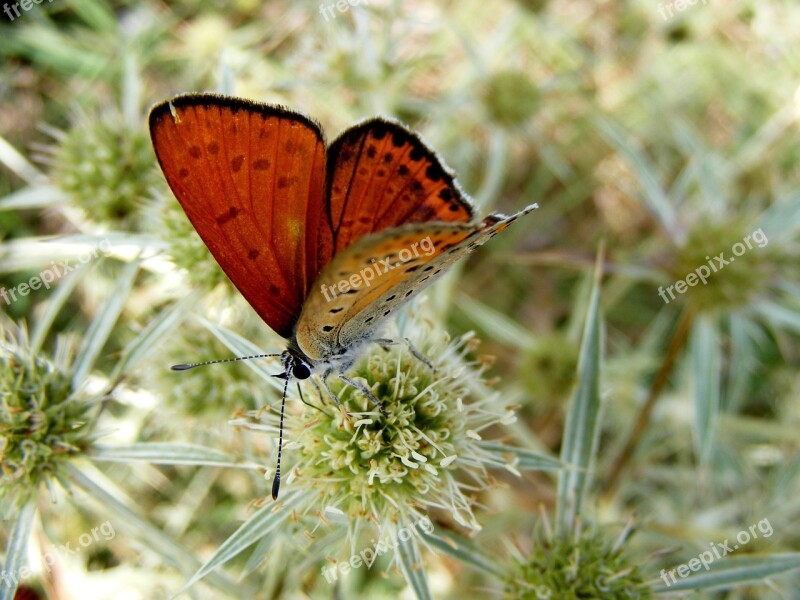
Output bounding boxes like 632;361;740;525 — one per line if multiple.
273;347;315;381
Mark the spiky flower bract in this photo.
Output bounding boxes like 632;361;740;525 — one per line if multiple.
0;320;100;506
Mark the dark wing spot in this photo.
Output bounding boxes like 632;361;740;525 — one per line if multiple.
178;168;190;178
207;141;220;154
391;131;406;147
385;295;396;302
405;289;414;297
322;325;334;332
366;145;377;158
188;146;202;159
398;164;410;176
405;265;420;272
365;316;373;324
383;310;391;316
383;153;393;163
423;265;434;272
248;249;260;260
345;289;358;294
439;188;453;201
377;169;386;177
358;167;369;176
253;159;270;170
330;307;343;313
449;204;460;212
359;216;372;224
410;147;424;161
231;155;245;172
420;276;430;282
269;285;281;296
425;164;444;182
216;207;240;225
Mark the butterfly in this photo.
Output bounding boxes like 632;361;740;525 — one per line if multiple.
149;93;537;498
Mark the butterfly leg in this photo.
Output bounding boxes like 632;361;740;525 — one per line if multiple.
320;370;353;422
374;338;436;372
339;374;388;417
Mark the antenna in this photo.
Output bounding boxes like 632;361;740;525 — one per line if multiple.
171;353;282;371
272;362;291;500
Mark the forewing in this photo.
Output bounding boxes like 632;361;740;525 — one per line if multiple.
325;119;475;256
149;94;329;338
294;203;538;359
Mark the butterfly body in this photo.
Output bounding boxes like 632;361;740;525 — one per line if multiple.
149;93;537;497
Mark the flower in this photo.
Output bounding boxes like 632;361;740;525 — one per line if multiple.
236;317;519;541
38;108;161;230
506;523;652;600
0;319;100;506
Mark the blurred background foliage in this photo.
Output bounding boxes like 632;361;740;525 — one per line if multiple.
1;0;799;598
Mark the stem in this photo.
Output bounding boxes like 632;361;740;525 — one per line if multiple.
602;308;694;500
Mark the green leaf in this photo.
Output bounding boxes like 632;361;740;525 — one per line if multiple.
756;190;800;242
555;248;603;537
420;529;501;577
67;463;245;597
0;499;35;600
690;315;721;463
30;261;88;354
180;490;301;593
0;186;65;211
455;293;537;349
71;259;139;388
89;443;258;469
754;301;800;335
478;442;562;471
652;553;800;592
109;292;198;382
396;522;432;600
595;117;681;241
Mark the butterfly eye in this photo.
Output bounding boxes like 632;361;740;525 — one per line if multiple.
292;362;312;380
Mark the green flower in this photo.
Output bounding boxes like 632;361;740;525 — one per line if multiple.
238;319;518;536
0;320;100;506
507;525;652;600
483;70;541;128
40;109;161;230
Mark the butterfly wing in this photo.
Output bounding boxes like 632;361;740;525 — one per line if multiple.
149;94;328;338
323;119;475;257
294;203;537;360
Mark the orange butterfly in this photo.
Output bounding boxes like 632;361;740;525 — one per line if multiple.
149;94;537;497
